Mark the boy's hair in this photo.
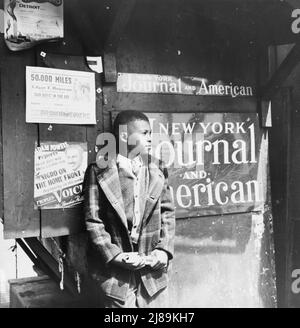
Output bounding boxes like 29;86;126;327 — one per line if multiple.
113;110;150;137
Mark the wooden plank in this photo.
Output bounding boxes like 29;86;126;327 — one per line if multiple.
67;0;102;55
112;93;257;113
16;239;51;277
290;219;300;307
105;0;136;51
9;275;84;308
0;52;3;220
286;0;300;8
103;52;117;83
0;1;3;221
261;43;300;100
88;72;103;152
24;237;78;296
103;0;136;82
289;86;300;221
102;84;117;133
268;87;292;308
1;43;40;239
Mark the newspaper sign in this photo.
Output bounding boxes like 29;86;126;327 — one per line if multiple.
146;112;264;218
26;66;96;124
117;73;254;97
34;142;88;209
4;0;64;51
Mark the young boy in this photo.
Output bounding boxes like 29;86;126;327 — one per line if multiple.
83;110;175;308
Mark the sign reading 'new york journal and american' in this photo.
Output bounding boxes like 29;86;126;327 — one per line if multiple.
117;73;254;97
147;113;265;218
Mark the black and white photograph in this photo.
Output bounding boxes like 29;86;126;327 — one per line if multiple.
0;0;299;313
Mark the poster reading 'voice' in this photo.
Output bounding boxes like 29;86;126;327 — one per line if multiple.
26;66;96;125
34;142;88;209
146;113;265;218
4;0;64;51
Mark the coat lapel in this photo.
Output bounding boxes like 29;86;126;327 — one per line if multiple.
142;161;165;223
96;160;128;229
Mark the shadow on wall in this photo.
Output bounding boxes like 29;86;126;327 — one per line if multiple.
174;213;252;255
169;212;276;308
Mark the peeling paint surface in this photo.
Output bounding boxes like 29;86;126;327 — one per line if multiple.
169;213;276;308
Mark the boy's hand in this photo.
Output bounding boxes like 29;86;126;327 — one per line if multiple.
111;252;146;271
149;249;169;271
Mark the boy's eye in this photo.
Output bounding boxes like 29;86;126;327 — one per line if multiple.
141;130;151;136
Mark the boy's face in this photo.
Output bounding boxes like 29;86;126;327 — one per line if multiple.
126;119;152;156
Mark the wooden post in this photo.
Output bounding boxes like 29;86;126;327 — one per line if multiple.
103;0;136;83
261;43;300;100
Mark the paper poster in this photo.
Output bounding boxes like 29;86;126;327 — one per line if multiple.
146;113;264;218
34;142;88;209
4;0;64;51
26;66;96;125
117;73;255;97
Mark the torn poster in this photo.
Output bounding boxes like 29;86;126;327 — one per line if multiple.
4;0;63;51
34;141;88;209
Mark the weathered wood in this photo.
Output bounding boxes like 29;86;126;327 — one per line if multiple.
261;43;300;100
286;0;300;9
103;0;136;82
0;2;3;221
286;80;300;306
0;51;3;220
1;45;40;239
102;84;117;133
67;0;102;55
269;87;292;308
103;52;117;83
112;94;257;113
16;239;51;279
290;219;300;307
105;0;136;51
88;72;103;153
9;275;85;308
24;237;78;296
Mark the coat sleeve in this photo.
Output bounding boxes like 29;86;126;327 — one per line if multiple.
83;164;122;264
155;167;176;260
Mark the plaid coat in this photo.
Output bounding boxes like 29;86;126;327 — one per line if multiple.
83;156;175;302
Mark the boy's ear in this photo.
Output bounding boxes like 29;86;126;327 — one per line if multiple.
120;132;128;143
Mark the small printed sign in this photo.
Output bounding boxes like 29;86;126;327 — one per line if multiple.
34;141;88;209
117;73;254;98
26;66;96;125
